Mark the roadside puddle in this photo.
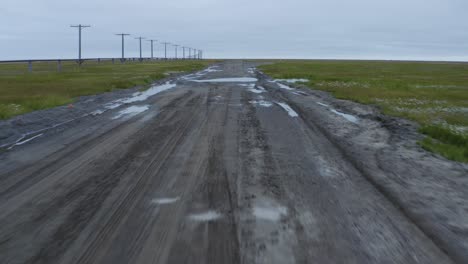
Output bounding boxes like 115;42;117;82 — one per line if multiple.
316;102;359;123
330;109;359;123
276;82;294;90
275;79;309;84
316;102;329;107
276;102;299;117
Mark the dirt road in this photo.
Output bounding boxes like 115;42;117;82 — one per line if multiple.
1;61;467;264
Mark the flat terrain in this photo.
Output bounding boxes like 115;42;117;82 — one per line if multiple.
259;60;468;162
0;61;467;264
0;60;213;119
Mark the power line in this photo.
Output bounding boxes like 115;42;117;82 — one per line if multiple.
115;33;130;61
70;24;91;65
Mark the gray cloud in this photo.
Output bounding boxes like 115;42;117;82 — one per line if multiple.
1;0;467;61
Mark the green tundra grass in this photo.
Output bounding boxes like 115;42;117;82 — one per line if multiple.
0;60;214;119
259;60;468;163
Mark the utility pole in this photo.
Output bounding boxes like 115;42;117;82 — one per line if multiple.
173;44;179;59
182;46;186;59
115;33;130;62
188;48;192;60
147;39;157;59
70;24;91;65
135;37;145;61
161;42;170;60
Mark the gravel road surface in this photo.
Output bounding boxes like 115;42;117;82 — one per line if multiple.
1;60;467;264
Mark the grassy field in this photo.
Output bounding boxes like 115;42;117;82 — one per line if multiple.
0;60;214;119
259;60;468;162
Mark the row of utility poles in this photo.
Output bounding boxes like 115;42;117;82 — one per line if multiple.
70;24;204;64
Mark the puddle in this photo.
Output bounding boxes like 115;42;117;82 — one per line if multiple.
104;82;176;110
204;66;222;73
122;82;176;104
152;197;180;205
248;86;266;94
276;102;299;117
253;206;287;221
315;101;358;123
276;79;309;83
316;102;329;107
330;109;359;123
189;210;222;222
270;80;295;91
192;77;258;83
277;83;294;90
112;105;149;119
250;100;273;107
7;133;44;150
239;83;255;88
91;109;105;116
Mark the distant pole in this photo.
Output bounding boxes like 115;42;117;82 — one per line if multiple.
147;39;156;59
182;47;186;59
116;33;130;61
161;42;170;60
70;24;91;65
174;44;179;59
135;37;145;61
188;48;192;60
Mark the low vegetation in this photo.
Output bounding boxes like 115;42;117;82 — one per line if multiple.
259;60;468;162
0;60;214;119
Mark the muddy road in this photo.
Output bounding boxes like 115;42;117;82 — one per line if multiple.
1;61;467;264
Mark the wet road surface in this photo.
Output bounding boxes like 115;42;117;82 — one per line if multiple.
1;61;467;264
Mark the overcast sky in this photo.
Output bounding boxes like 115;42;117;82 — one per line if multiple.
1;0;468;61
